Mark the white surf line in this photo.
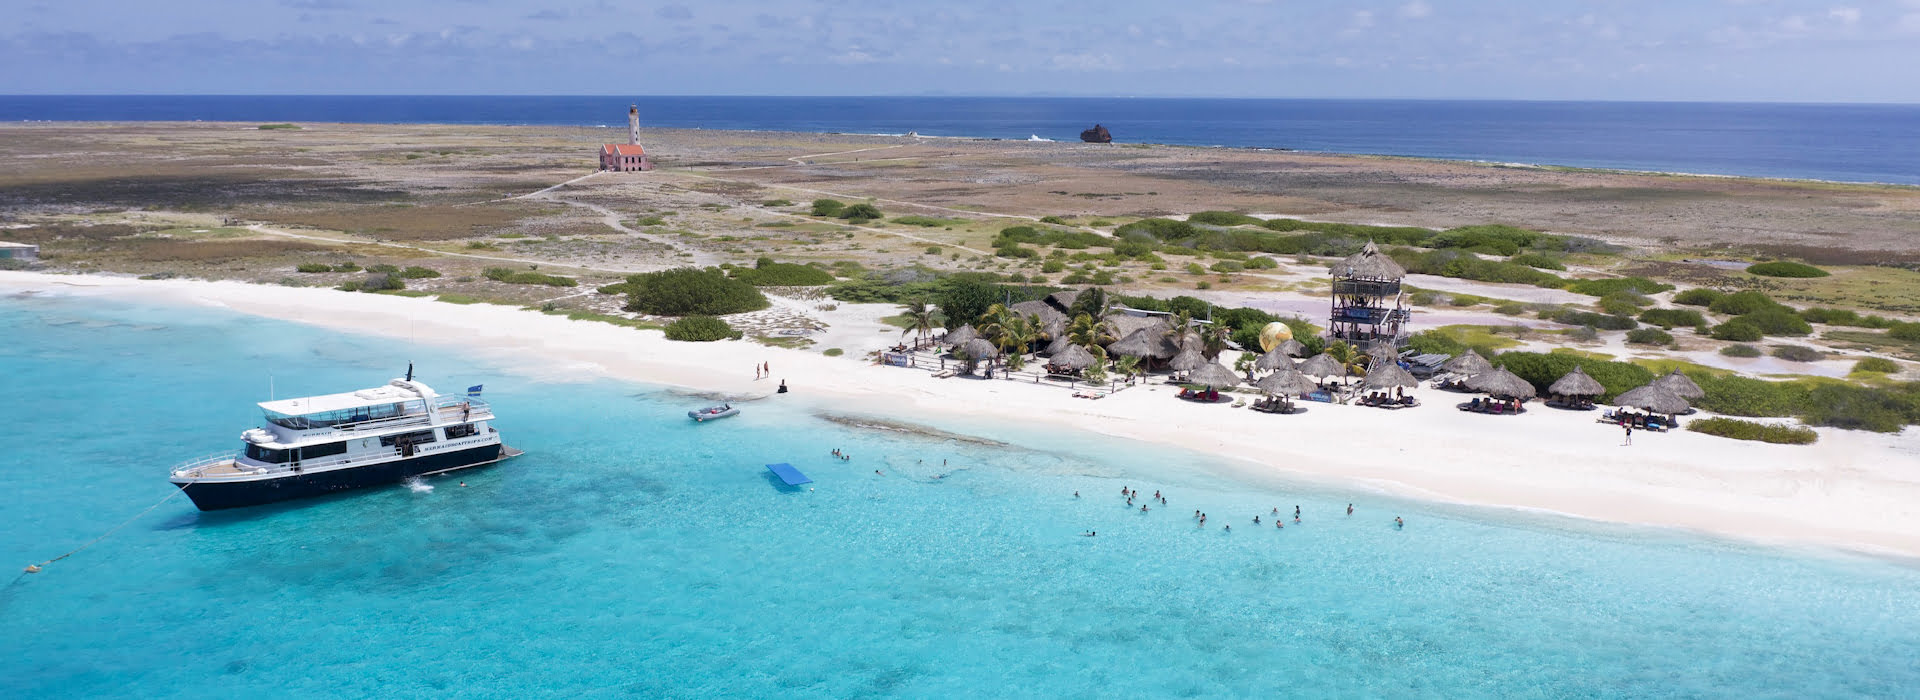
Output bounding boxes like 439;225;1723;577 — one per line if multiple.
244;224;653;274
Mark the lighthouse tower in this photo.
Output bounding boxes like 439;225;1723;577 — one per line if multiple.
599;103;653;172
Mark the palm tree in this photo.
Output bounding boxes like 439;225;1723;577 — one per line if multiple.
1163;309;1196;353
901;299;937;346
1065;313;1114;351
1199;323;1230;360
1323;340;1364;382
979;305;1039;374
1113;355;1141;384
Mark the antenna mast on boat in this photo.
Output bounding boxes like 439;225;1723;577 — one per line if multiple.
405;363;414;382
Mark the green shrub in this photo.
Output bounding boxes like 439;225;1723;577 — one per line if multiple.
1598;291;1650;316
1210;260;1244;273
763;199;794;207
1687;417;1818;445
996;225;1108;250
1245;256;1278;269
1799;307;1862;325
1770;345;1824;362
1691;374;1806;417
822;347;845;357
1747;261;1829;278
1492;352;1655;402
1041;260;1065;273
1639;308;1706;329
1626;328;1674;345
1672;288;1723;307
840;203;883;221
296;263;332;273
1494;303;1527;316
810;199;846;217
1853;357;1900;374
1720;344;1763;358
663;315;741;342
1038;215;1068;225
1737;307;1813;336
624;268;769;316
1888;322;1920;341
632;215;667;227
1710;319;1763;342
731;258;835;286
358;273;405;292
1709;290;1784;316
1428;224;1540;256
258;123;300;130
1509;252;1566;270
1798;383;1920;433
333;262;361;273
1187;211;1265;227
483;267;577;287
398;266;440;279
1552;310;1637;330
1566;276;1674;297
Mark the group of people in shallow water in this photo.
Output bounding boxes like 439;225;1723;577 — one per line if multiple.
1076;487;1404;536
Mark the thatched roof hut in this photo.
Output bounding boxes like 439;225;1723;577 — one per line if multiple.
1010;300;1067;328
958;338;1000;362
1108;327;1178;360
1104;313;1168;341
1465;367;1536;399
1441;349;1493;376
1362;362;1419;390
1044;334;1075;356
1169;347;1205;372
1328;241;1407;280
1297;353;1344;379
1051;344;1098;370
1188;362;1242;388
1654;370;1706;400
1255;367;1317;395
1614;383;1690;414
1272;338;1306;358
1549;366;1606;397
1254;347;1295;371
1367;343;1400;366
945;324;978;347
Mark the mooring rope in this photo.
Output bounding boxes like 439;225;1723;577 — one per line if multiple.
20;486;188;576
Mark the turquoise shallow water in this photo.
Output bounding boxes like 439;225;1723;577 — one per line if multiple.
3;293;1919;699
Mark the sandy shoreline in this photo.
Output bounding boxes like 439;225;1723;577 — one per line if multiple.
7;270;1919;560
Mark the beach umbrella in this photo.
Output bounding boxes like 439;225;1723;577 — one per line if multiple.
1188;361;1242;388
1051;344;1098;370
944;324;978;348
1044;333;1075;356
1273;338;1306;358
1109;328;1178;360
959;338;1000;362
1441;349;1493;376
1465;367;1536;399
1366;343;1400;367
1255;367;1317;395
1169;347;1205;372
1614;383;1690;415
1362;362;1420;390
1549;366;1606;398
1654;370;1706;400
1254;346;1295;371
1297;353;1344;379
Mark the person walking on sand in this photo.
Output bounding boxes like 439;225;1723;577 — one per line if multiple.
1623;422;1633;446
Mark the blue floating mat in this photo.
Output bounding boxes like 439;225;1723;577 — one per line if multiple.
765;462;812;486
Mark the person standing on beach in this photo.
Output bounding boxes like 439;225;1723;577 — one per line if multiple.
1623;422;1634;446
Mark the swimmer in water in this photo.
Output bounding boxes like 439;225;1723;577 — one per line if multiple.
1347;503;1354;516
1294;515;1301;524
1276;520;1283;529
1073;491;1080;498
1082;531;1096;537
1141;504;1149;513
1224;524;1230;532
1253;516;1261;525
1271;507;1278;516
1394;517;1404;528
875;469;883;475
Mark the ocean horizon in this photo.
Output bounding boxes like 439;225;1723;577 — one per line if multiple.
3;288;1919;698
4;95;1918;186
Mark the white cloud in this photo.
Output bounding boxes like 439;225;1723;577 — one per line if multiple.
1399;1;1432;19
1828;7;1860;24
1050;52;1117;71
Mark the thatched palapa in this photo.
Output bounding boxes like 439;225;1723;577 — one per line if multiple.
944;324;978;347
1256;367;1317;395
1362;362;1419;390
1169;347;1205;372
1108;327;1178;360
1187;362;1242;388
1366;343;1400;366
958;338;1000;362
1441;349;1493;376
1254;347;1295;371
1654;370;1705;400
1297;353;1344;379
1103;313;1168;341
1549;366;1606;397
1465;367;1536;399
1328;241;1407;279
1272;338;1306;358
1044;333;1075;356
1614;383;1690;414
1050;344;1098;370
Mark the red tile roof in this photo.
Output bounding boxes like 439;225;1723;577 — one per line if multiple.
602;144;646;155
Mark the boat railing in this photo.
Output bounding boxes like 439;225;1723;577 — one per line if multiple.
170;451;240;477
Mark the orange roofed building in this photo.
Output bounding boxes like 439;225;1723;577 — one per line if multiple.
600;105;653;172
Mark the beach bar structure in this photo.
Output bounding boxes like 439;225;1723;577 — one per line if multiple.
599;104;654;172
1327;242;1410;350
0;242;38;262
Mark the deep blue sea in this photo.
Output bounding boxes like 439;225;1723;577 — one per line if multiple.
4;292;1920;698
4;95;1918;186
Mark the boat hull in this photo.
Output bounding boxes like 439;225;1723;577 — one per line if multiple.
173;444;507;511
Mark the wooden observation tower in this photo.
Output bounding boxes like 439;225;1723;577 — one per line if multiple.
1327;241;1410;349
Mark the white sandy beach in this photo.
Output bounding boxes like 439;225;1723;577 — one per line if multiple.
7;270;1919;560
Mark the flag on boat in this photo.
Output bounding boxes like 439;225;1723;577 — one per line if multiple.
468;384;483;396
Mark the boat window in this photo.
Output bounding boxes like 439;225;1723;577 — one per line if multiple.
443;423;477;439
379;430;437;447
265;401;419;430
244;444;293;464
299;442;347;460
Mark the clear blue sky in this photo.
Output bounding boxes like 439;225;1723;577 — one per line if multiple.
5;0;1918;101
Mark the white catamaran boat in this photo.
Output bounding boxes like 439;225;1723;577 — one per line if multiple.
170;370;521;510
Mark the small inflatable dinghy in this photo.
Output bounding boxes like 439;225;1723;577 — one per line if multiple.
688;404;739;422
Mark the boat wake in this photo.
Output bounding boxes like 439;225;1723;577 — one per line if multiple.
404;477;433;494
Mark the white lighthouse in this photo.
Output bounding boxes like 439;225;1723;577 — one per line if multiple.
628;104;640;146
599;103;652;172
